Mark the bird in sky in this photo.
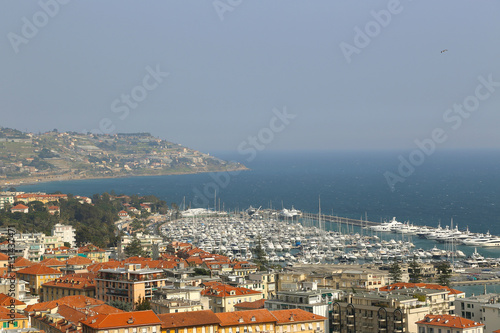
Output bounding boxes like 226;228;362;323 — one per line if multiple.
440;49;448;53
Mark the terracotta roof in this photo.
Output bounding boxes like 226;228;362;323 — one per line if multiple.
0;293;25;307
201;282;261;298
81;310;161;329
87;261;124;273
216;309;277;326
14;257;33;268
78;244;105;253
0;253;9;261
40;258;65;266
11;204;28;210
380;282;464;295
416;314;484;328
0;306;27;320
271;309;327;323
48;206;60;210
24;295;104;313
91;304;125;314
17;263;62;275
158;310;220;329
234;299;266;310
42;276;95;290
65;256;93;265
56;304;87;324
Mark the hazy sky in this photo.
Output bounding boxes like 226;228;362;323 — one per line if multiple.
1;0;499;152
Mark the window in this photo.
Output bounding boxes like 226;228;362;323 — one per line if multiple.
3;323;8;328
142;328;147;333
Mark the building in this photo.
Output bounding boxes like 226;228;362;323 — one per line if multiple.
61;256;94;274
16;264;63;295
80;310;162;333
331;286;459;333
201;282;263;313
47;206;60;215
215;309;277;333
234;299;266;311
272;309;327;333
157;310;220;333
150;285;208;314
41;274;96;302
51;224;76;247
10;204;29;214
0;195;14;210
0;293;26;311
78;244;108;263
15;193;68;204
381;282;466;315
0;277;35;304
95;264;168;307
416;314;484;333
265;289;340;332
0;306;29;330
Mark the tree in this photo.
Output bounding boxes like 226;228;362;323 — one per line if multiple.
108;300;133;311
193;268;211;276
135;296;151;311
252;237;268;271
124;238;148;258
63;242;71;248
408;257;423;283
389;261;402;283
436;261;452;286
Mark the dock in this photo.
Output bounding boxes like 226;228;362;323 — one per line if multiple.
301;212;380;228
451;279;500;286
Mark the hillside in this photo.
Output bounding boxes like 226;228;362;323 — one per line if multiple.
0;128;246;185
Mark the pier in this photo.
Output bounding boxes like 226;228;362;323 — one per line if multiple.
301;212;380;228
451;279;500;286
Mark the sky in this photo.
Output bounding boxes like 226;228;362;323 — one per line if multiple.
1;0;499;152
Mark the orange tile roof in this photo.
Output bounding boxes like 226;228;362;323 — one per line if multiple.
81;310;161;329
56;304;87;324
0;306;27;320
201;283;261;298
78;244;105;253
91;304;125;315
271;309;327;323
234;299;266;310
0;253;8;261
0;293;25;307
87;261;124;273
40;258;65;266
17;263;62;276
416;314;484;328
380;282;464;295
24;295;104;313
65;256;93;265
48;206;60;210
14;257;33;268
42;276;95;290
216;309;277;326
11;204;29;210
158;310;220;329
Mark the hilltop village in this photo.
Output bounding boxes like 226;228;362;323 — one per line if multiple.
0;128;246;186
0;191;498;333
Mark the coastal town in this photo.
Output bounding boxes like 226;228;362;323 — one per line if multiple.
0;128;246;186
0;190;499;333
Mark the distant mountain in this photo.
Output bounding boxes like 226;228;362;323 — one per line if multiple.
0;128;246;186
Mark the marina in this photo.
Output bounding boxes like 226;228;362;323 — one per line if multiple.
161;207;500;268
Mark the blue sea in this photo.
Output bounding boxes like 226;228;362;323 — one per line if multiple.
17;149;500;235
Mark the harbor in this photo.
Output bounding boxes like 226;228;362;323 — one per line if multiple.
161;207;500;269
